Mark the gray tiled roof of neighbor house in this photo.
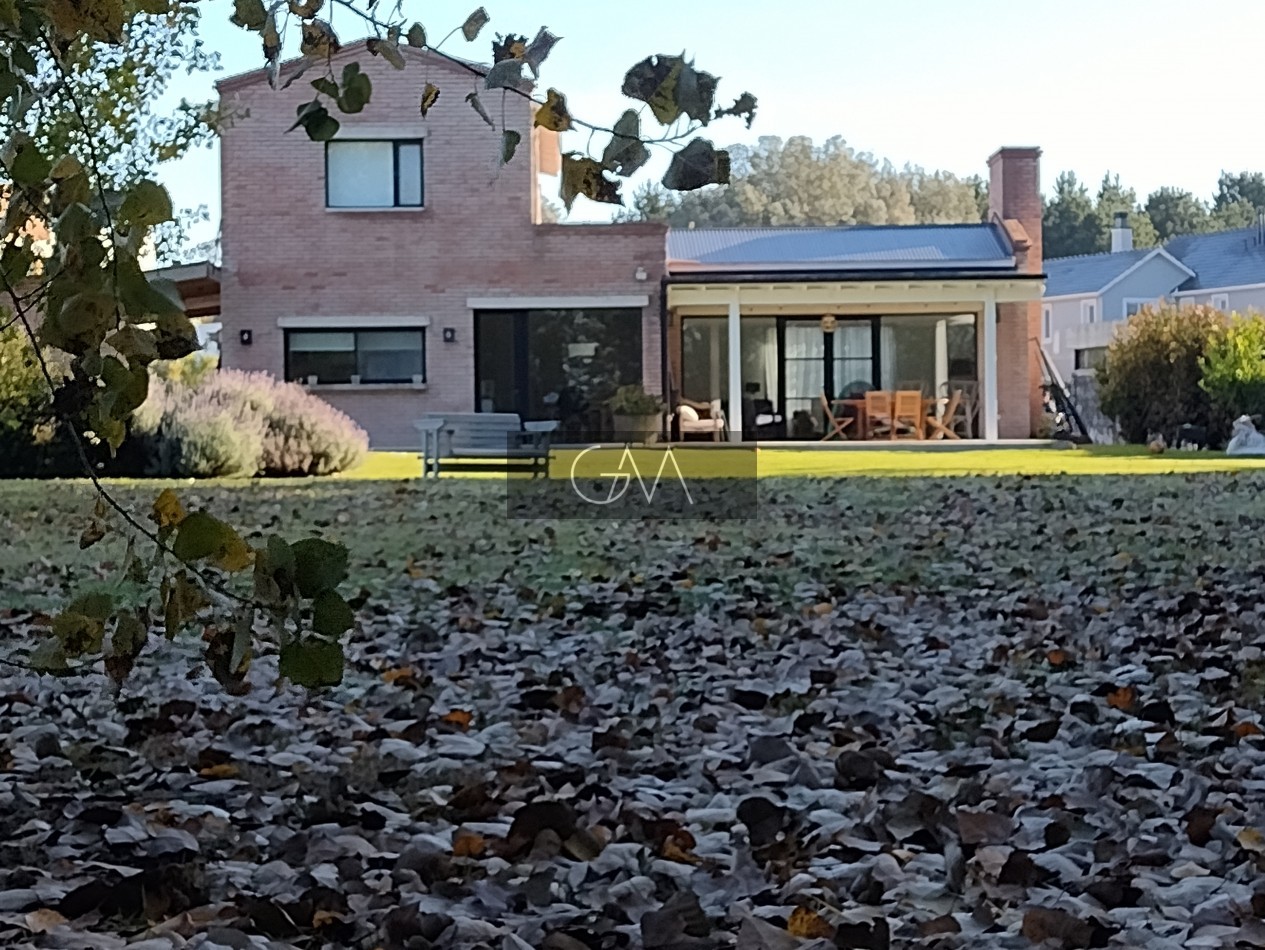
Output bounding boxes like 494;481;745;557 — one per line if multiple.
666;223;1017;273
1165;227;1265;291
1042;247;1155;297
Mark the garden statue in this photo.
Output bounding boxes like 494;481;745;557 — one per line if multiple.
1226;415;1265;455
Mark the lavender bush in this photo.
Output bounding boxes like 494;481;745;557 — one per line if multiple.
132;369;368;478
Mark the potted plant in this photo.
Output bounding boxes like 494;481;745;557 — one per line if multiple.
607;384;665;443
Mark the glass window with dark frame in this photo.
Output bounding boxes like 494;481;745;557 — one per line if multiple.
325;140;424;209
286;329;426;384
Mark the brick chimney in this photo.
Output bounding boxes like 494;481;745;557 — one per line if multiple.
986;147;1043;437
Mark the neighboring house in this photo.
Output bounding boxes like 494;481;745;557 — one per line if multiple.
1043;212;1265;381
155;43;1050;445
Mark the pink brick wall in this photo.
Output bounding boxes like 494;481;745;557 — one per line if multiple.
217;47;666;448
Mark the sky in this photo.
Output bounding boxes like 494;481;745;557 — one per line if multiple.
159;0;1265;249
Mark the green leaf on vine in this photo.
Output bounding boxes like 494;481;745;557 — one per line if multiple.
312;589;354;636
500;129;521;165
289;100;340;141
602;110;650;177
534;89;572;132
162;570;206;638
230;0;267;31
118;179;173;229
523;28;561;77
338;62;372;112
462;7;489;41
622;54;718;127
287;0;323;17
485;58;527;91
662;138;730;191
715;92;759;129
8;135;50;186
173;511;243;563
279;638;344;687
560;154;622;211
406;22;427;48
291;538;349;597
254;535;297;603
466;92;494;129
420;82;440;116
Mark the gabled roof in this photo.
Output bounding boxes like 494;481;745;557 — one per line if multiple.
666;223;1016;275
1043;247;1156;297
215;39;486;93
1165;226;1265;291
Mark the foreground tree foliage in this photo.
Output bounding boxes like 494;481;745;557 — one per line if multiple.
0;0;753;688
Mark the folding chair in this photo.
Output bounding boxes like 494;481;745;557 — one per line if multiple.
819;391;853;441
892;390;925;439
865;390;893;440
925;388;963;440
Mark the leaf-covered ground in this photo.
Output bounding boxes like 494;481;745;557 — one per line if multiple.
3;475;1265;949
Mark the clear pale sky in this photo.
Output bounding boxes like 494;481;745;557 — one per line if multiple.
159;0;1265;247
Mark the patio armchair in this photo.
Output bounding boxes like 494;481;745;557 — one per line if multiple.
673;397;727;441
891;390;925;439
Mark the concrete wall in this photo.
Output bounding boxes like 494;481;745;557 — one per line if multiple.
216;47;666;448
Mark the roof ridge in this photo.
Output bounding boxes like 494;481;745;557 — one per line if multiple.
666;222;993;233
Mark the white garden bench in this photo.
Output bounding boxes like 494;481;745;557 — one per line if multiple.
415;413;558;479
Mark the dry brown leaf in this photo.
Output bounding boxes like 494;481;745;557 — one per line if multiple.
24;909;68;934
453;829;486;857
382;666;415;685
198;763;239;779
404;556;425;579
1237;827;1265;853
787;906;833;938
1106;685;1137;711
661;836;703;865
1046;648;1070;666
1233;720;1263;738
441;709;474;730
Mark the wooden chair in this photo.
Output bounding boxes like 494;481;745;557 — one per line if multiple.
674;398;726;441
925;389;962;440
819;391;853;441
865;390;893;440
951;381;979;438
892;390;924;439
897;379;927;396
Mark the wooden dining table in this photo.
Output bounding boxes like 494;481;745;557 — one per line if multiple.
832;395;944;440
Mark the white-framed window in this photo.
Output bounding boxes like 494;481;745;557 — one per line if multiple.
1122;298;1151;319
1041;306;1052;342
285;328;426;383
326;140;424;209
1080;299;1098;325
1211;293;1230;312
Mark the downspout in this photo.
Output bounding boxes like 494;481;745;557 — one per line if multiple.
659;275;672;440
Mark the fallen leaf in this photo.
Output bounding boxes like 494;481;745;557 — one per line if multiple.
441;709;473;730
787;906;833;938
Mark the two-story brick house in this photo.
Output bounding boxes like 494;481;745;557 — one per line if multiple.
194;43;1048;447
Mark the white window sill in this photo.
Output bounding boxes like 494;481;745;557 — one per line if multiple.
325;206;427;213
303;382;428;392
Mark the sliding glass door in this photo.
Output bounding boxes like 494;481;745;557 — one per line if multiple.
474;308;642;441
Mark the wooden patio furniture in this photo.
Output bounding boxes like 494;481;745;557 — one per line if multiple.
892;390;925;439
925;388;963;440
674;398;726;441
949;381;978;438
865;390;894;439
819;391;854;441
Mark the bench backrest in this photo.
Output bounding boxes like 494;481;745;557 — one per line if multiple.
421;412;523;450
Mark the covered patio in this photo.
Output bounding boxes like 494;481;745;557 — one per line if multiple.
662;224;1046;443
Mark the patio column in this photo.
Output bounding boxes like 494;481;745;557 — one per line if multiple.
982;294;999;441
727;295;743;442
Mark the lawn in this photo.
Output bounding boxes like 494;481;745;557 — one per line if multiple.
2;472;1265;946
339;444;1265;481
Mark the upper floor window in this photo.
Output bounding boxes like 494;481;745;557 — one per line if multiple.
286;328;426;384
1123;298;1150;319
1041;306;1052;341
1211;293;1230;312
1080;299;1097;325
326;140;424;209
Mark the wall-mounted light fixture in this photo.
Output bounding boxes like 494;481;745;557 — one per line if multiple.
239;329;253;346
634;266;648;281
820;314;837;334
442;327;457;343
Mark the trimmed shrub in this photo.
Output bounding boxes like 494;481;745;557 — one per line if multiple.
1198;312;1265;435
1097;304;1225;444
0;326;85;477
132;369;367;478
